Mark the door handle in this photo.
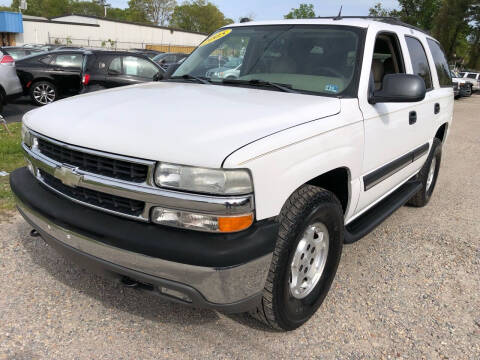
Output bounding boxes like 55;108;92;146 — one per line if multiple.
409;111;417;125
434;103;440;114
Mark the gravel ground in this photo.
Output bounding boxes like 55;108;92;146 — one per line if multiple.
1;95;479;359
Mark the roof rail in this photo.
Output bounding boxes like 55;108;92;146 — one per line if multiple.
316;15;429;35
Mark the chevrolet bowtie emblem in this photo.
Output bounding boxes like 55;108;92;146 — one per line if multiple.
54;165;82;188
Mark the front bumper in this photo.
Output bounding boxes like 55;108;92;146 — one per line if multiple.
11;168;278;312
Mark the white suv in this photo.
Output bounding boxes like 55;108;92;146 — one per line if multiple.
12;17;454;330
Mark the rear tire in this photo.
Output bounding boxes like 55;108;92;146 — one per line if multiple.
407;138;442;207
30;81;57;106
249;185;344;331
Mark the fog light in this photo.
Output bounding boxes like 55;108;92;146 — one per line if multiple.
151;207;253;233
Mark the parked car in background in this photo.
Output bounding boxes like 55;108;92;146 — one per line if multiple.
451;70;470;97
0;49;23;111
459;71;479;92
1;46;45;60
81;50;163;93
129;48;163;59
206;57;243;80
15;50;86;106
152;52;189;70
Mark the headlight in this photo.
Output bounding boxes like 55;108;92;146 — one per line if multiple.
154;162;253;195
21;124;34;147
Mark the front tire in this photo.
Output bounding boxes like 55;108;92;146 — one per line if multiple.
250;185;344;331
30;81;57;106
408;138;442;207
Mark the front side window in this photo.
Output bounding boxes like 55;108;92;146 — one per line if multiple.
123;56;158;78
370;33;405;91
54;54;83;69
173;25;364;97
467;73;478;79
427;39;452;87
405;36;432;89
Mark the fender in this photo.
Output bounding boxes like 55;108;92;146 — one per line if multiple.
223;99;365;221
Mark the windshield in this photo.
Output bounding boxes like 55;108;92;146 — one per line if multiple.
172;25;364;96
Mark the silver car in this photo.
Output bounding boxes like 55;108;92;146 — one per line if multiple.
0;49;23;112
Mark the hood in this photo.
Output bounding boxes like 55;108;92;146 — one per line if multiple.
24;82;341;168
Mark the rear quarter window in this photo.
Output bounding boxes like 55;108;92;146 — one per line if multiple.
427;39;452;87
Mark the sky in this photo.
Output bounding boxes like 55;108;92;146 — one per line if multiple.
2;0;400;20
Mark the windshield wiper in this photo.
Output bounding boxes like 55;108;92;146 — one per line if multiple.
222;78;298;93
170;74;211;84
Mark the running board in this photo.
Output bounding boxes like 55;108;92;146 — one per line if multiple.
344;180;422;244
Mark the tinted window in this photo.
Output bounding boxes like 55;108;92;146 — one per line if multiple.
123;56;158;78
427;39;452;87
39;55;53;65
109;57;122;74
467;73;478;79
405;36;432;89
459;72;466;77
54;54;83;69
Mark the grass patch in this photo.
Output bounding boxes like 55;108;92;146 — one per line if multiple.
0;122;24;213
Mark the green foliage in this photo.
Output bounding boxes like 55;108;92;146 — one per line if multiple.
368;3;392;17
170;0;233;33
369;0;480;66
284;3;315;19
0;123;24;212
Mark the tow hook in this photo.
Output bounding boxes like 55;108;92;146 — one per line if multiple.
30;229;40;237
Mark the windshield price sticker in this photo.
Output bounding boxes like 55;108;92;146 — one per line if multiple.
200;29;232;47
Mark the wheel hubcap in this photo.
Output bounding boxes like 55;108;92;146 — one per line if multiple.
426;157;436;191
289;222;329;299
33;84;55;105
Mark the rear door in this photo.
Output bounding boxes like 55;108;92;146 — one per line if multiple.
104;55;160;87
49;53;84;94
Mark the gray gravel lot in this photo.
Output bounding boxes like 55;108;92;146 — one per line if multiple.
1;95;479;359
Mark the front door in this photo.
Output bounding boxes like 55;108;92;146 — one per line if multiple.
355;30;432;215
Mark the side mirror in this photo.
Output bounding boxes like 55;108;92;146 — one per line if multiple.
369;74;426;104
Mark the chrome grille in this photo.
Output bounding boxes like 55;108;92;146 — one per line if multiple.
37;138;149;183
39;170;145;216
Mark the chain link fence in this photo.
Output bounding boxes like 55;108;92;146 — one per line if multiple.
47;36;196;54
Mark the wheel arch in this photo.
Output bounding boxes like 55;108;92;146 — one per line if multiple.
435;122;448;143
306;167;350;214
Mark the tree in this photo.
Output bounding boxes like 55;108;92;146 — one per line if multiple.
170;0;233;33
148;0;176;25
431;0;477;61
368;3;392;17
284;3;315;19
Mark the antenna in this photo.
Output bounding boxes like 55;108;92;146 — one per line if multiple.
334;5;343;20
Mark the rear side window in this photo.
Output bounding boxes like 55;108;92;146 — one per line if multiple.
122;56;158;78
405;36;432;89
53;54;83;69
427;39;452;87
467;73;478;79
39;55;53;65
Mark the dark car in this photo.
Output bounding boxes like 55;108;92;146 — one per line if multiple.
152;52;189;70
1;46;45;60
129;48;163;59
15;50;87;106
81;50;163;93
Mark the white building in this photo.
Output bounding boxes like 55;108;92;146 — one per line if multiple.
9;13;207;51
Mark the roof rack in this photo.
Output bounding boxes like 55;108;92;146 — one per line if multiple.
316;16;430;35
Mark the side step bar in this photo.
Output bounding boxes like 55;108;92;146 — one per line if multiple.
344;180;422;244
